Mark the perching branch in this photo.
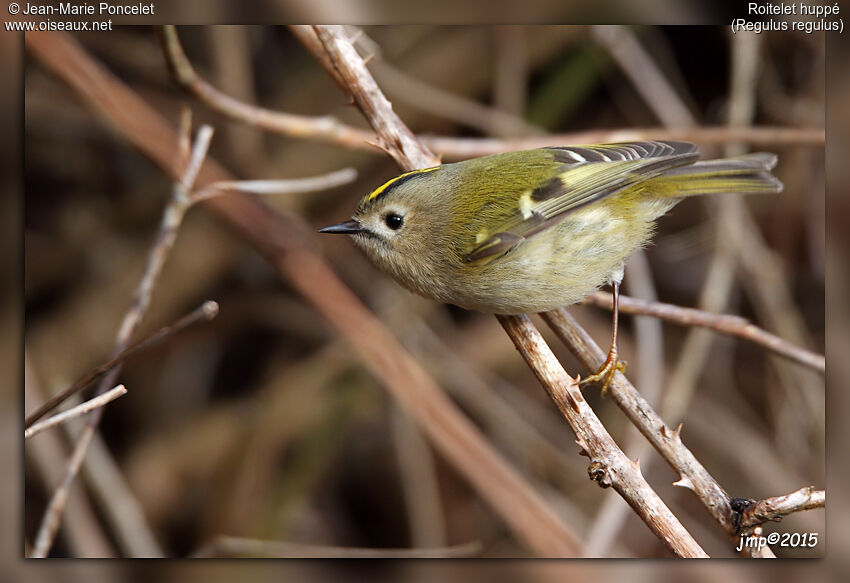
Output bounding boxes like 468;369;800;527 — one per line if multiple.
303;24;589;557
584;291;825;373
158;25;823;163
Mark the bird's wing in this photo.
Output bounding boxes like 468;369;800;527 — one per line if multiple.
462;141;698;266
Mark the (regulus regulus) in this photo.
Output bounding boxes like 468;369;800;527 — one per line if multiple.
320;140;781;386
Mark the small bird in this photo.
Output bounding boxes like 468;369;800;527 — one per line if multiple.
320;141;782;387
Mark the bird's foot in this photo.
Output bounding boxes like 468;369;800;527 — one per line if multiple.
579;352;627;395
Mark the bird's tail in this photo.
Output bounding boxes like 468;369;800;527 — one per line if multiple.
649;152;783;197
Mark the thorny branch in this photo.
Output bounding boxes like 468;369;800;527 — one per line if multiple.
590;25;823;557
496;315;707;557
540;309;793;558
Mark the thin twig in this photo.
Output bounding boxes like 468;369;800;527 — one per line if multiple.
584;291;825;373
158;25;822;161
192;536;483;558
29;31;585;558
158;25;373;148
28;123;215;558
26;386;127;440
540;308;773;558
736;487;825;530
24;361;115;557
193;167;357;201
497;314;708;558
421;127;823;159
25;301;219;429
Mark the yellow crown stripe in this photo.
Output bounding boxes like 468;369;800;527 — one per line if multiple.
367;166;440;202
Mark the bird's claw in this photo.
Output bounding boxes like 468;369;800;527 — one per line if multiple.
579;356;627;395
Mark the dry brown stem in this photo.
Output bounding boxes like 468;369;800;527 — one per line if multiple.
25;385;127;440
24;362;115;557
584;291;825;373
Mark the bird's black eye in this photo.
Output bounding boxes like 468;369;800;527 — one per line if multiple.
384;213;404;230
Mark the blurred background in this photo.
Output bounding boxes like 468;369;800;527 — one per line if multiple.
23;26;825;560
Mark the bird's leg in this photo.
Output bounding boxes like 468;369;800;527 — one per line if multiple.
579;280;627;394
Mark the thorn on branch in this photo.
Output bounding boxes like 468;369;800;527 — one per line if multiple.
673;476;695;491
671;423;683;442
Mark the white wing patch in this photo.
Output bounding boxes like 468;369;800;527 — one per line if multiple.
519;191;535;219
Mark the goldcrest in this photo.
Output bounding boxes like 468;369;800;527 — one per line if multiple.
320;141;781;315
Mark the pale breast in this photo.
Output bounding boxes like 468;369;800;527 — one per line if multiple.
444;204;658;314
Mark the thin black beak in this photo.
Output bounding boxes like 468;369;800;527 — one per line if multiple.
318;219;363;235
